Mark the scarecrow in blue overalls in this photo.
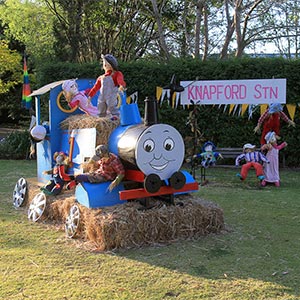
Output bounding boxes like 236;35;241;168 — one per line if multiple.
87;54;126;119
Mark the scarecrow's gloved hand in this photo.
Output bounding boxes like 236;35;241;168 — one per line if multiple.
288;120;296;127
254;124;261;134
108;174;124;192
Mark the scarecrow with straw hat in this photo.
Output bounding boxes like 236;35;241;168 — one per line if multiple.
88;54;126;118
235;143;270;182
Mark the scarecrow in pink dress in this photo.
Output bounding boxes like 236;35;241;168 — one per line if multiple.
87;54;126;118
62;79;99;116
261;131;287;187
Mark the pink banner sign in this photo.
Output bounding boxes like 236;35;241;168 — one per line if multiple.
180;79;286;105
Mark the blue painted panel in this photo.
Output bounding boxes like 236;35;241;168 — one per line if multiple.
75;181;125;208
36;138;52;184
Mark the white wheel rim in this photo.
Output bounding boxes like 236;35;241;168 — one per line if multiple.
28;193;47;222
65;205;80;238
13;177;27;208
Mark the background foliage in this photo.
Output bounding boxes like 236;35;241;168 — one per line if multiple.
1;57;299;165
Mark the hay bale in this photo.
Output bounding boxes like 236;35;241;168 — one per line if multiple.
60;115;119;145
25;180;224;251
81;195;224;251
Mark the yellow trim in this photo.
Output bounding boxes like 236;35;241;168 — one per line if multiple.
56;91;78;113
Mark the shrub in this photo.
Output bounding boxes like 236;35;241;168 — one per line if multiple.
0;130;30;159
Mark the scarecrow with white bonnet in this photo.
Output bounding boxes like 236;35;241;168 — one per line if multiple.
62;79;99;117
87;54;126;118
235;143;270;182
261;131;287;187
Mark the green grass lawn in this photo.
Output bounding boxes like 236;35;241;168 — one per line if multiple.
1;160;300;300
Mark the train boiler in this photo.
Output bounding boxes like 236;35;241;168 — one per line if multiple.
109;97;186;193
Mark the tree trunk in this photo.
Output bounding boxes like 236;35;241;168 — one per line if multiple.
150;0;170;60
220;0;235;59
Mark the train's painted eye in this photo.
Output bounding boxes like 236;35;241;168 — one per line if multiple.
143;139;155;152
164;138;174;151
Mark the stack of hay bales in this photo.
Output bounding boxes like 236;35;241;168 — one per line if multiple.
27;180;224;251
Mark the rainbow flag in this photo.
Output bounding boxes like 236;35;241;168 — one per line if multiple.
22;56;32;109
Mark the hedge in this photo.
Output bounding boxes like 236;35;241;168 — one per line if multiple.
28;58;299;167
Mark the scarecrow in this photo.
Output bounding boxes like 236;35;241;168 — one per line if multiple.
88;54;126;118
41;152;74;196
235;143;270;182
62;79;99;116
194;141;223;168
254;103;295;145
261;131;287;187
75;144;125;192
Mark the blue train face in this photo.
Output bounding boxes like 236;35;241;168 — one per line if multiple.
135;124;185;180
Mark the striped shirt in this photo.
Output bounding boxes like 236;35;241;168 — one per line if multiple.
235;151;269;166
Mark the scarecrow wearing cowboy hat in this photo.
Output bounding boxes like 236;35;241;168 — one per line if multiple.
261;131;287;187
87;54;126;118
254;103;295;145
62;79;99;116
235;143;270;182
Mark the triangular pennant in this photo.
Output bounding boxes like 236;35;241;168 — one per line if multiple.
175;92;180;109
286;104;296;121
160;89;168;105
171;92;176;108
229;104;235;114
156;86;163;101
233;104;239;115
260;104;268;116
241;104;248;116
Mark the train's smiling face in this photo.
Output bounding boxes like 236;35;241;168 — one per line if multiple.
135;124;184;180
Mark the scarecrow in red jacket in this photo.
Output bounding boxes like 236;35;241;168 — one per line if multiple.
254;103;295;145
41;152;74;196
88;54;126;118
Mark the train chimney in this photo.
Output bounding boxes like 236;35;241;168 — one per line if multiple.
144;97;159;126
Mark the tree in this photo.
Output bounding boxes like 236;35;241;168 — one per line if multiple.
0;40;21;94
0;0;56;64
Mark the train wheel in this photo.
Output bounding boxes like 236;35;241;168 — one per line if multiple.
169;171;186;190
65;205;80;238
28;192;47;222
144;174;161;193
13;177;27;208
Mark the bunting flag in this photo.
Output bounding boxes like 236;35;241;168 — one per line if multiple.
260;104;268;116
156;86;163;101
286;104;296;121
22;56;32;109
241;104;249;116
229;104;235;115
